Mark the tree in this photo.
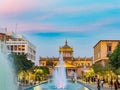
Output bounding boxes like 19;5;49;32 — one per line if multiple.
109;42;120;75
92;63;104;74
46;60;54;66
92;63;112;78
11;53;34;74
33;66;49;81
34;66;49;76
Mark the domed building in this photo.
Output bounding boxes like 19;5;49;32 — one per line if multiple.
39;40;93;78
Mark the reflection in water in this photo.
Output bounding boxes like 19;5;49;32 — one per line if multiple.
26;82;90;90
84;87;89;90
34;86;42;90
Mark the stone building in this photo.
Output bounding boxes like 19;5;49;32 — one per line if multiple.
93;40;120;66
39;40;93;77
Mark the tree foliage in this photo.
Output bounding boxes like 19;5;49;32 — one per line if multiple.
109;42;120;75
92;63;103;74
11;53;34;74
92;63;112;74
33;66;49;81
46;60;54;66
34;66;49;75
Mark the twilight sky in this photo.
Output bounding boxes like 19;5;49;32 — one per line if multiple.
0;0;120;61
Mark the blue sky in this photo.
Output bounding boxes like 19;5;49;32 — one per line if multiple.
0;0;120;61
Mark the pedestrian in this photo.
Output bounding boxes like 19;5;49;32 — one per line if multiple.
97;79;101;90
110;79;113;89
116;79;120;88
101;79;104;88
71;70;76;83
114;80;118;90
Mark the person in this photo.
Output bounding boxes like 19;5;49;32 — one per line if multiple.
71;70;77;83
116;79;120;89
97;79;101;90
101;79;104;88
74;72;77;83
71;70;75;82
110;79;113;89
114;80;118;90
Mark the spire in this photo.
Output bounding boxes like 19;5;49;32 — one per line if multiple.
65;40;68;46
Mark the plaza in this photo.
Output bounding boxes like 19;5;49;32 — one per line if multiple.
0;0;120;90
0;31;120;90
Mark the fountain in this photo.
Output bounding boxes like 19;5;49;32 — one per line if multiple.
25;54;90;90
0;42;17;90
53;54;67;89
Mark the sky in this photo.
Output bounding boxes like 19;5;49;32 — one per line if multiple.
0;0;120;62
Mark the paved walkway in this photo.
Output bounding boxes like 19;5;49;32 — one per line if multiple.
78;79;120;90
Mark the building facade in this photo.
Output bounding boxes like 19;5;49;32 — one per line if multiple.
0;30;36;62
93;40;120;66
39;40;93;77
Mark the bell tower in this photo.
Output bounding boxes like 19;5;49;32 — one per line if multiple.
59;40;73;60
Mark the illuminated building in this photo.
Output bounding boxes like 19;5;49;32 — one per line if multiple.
39;40;93;77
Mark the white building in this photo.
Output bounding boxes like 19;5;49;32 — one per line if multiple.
0;31;36;62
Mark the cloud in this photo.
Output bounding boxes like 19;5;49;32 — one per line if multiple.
0;0;120;33
29;3;120;22
53;4;120;15
0;0;61;17
1;16;119;33
1;0;120;18
4;17;117;33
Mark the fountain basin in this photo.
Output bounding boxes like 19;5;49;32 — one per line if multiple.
25;81;90;90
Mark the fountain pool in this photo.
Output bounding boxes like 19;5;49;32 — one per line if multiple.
25;82;90;90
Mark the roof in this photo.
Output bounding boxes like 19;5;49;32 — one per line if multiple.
61;40;72;49
55;62;76;68
39;57;59;61
39;57;93;61
93;40;120;48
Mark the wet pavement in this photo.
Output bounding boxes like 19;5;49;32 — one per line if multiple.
78;79;120;90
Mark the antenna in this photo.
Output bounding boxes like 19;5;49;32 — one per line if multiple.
15;23;17;34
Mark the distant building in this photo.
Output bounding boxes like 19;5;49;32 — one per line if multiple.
59;40;73;60
39;40;93;77
0;30;36;62
93;40;120;66
0;31;7;52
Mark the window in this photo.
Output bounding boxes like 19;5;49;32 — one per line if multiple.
18;45;21;51
88;63;90;66
22;45;25;51
106;43;112;57
14;45;17;51
11;46;13;51
108;46;112;51
107;43;112;52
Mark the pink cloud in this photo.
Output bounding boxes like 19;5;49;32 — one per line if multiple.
0;0;61;17
1;17;119;33
0;0;33;16
17;18;119;32
15;23;59;33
